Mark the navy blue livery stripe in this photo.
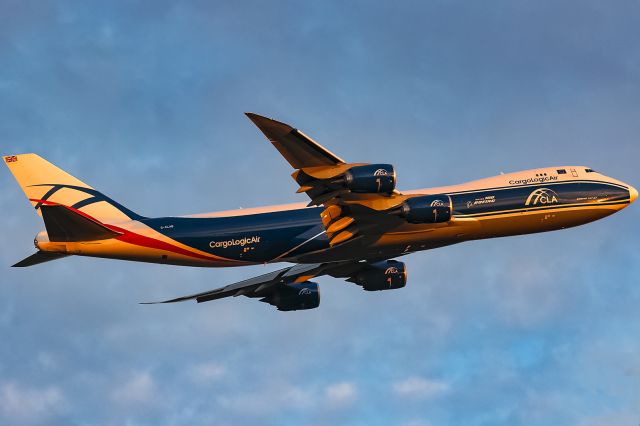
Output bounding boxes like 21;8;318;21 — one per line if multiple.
451;181;629;218
145;180;629;262
143;207;328;262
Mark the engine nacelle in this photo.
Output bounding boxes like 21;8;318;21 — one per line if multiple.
350;260;407;291
401;194;452;224
261;281;320;311
343;164;396;194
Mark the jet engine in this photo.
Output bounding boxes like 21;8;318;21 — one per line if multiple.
349;260;407;291
260;281;320;311
400;194;452;224
341;164;396;194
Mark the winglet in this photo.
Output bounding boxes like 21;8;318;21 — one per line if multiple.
245;113;345;168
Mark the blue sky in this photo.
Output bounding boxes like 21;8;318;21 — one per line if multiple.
1;1;639;425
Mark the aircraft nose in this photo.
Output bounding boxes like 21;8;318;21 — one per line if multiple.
630;185;638;203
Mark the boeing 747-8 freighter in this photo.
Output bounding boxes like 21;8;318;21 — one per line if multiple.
4;113;637;310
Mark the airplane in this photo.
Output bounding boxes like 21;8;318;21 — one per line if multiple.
4;113;637;311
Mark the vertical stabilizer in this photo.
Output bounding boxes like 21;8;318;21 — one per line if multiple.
3;154;142;222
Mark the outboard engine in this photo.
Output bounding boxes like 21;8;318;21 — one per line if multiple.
348;260;407;291
400;194;452;224
260;281;320;311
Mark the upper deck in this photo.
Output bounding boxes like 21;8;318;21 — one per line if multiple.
182;166;621;219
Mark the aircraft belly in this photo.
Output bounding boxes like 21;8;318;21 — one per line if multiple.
468;204;622;239
56;239;241;267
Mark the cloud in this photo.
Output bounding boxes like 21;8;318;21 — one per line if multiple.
0;382;66;423
187;361;226;384
0;1;639;425
35;352;57;371
392;377;450;399
216;383;313;416
110;371;158;407
324;381;357;406
577;411;640;426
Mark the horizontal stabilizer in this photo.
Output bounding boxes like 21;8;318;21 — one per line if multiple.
12;251;69;267
41;205;121;242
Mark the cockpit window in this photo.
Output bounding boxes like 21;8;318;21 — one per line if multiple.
585;168;596;173
557;169;566;174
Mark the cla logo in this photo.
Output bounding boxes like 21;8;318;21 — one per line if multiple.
298;288;312;296
374;168;389;176
385;267;399;275
430;199;446;207
4;156;17;163
525;188;559;206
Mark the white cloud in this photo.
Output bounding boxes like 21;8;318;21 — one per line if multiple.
392;377;450;399
188;361;226;384
577;410;640;426
0;382;66;422
36;352;57;370
216;383;313;415
325;382;357;406
487;253;571;328
110;371;158;407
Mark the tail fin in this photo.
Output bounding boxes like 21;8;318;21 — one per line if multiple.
3;154;142;223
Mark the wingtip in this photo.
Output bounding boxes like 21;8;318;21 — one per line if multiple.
139;296;191;304
244;112;272;124
244;112;264;122
139;299;176;305
244;113;293;138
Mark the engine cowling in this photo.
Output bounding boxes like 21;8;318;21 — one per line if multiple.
261;281;320;311
343;164;396;193
350;260;407;291
401;194;452;224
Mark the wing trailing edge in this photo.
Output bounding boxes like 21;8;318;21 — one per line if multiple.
141;262;366;305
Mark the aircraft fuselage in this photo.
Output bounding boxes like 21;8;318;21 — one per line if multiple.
34;165;636;267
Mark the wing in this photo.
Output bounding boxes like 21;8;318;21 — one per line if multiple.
245;113;346;168
145;114;464;311
141;261;367;310
246;113;415;247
